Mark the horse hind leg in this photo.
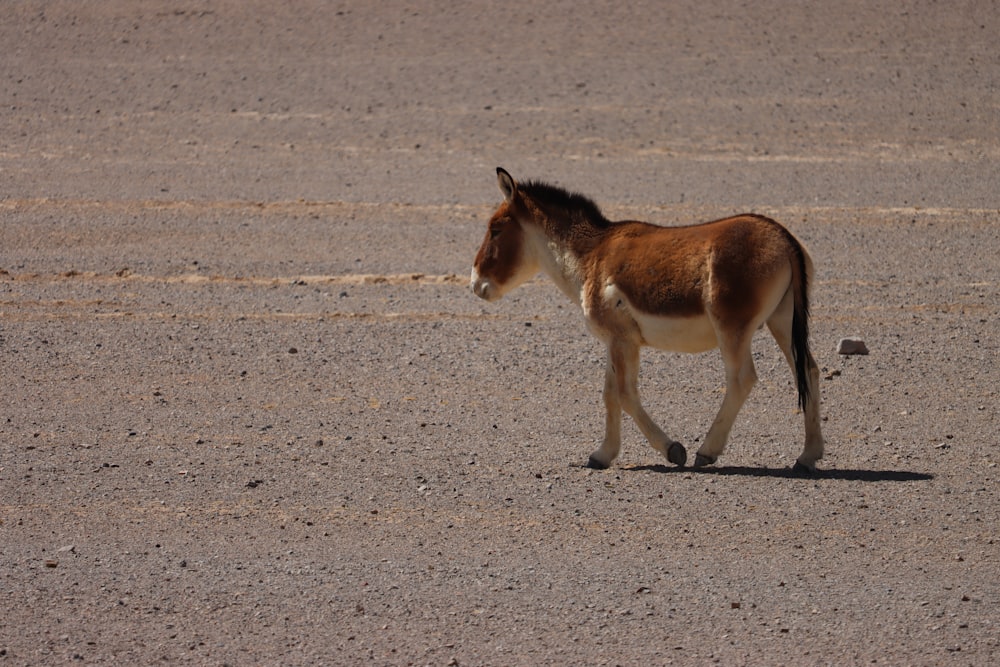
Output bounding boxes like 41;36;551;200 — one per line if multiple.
793;347;824;473
694;328;757;467
766;291;824;471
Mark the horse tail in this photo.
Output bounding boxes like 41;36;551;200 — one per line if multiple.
787;233;814;411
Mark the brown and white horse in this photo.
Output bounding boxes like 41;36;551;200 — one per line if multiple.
472;168;824;472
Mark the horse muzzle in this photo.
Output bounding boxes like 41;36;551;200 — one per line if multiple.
470;269;498;301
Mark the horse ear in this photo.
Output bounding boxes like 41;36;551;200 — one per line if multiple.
496;167;516;202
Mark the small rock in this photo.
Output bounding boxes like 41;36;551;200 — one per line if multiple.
57;545;76;554
837;337;869;355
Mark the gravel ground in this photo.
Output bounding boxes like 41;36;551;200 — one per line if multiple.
2;2;998;665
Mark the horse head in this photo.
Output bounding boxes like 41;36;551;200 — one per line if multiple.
471;168;539;301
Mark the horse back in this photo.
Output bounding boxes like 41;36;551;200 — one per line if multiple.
586;214;801;322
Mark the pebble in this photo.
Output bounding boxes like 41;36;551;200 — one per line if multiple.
837;337;869;355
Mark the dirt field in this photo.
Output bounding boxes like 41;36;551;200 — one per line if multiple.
2;2;998;665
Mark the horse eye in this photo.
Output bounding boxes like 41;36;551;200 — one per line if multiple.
489;227;502;239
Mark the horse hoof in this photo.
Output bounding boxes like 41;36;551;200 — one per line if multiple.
792;461;819;476
693;454;717;468
586;455;609;470
667;442;687;467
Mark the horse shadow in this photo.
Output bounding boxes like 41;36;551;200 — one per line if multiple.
623;464;933;482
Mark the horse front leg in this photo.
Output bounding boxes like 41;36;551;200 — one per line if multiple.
589;340;687;469
587;357;623;469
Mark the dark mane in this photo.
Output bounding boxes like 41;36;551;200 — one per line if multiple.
520;180;611;227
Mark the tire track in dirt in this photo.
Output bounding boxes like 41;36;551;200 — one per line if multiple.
3;197;996;220
2;269;465;286
0;197;485;216
0;270;515;323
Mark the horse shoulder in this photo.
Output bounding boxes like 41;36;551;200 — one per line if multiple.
593;224;712;317
579;224;718;351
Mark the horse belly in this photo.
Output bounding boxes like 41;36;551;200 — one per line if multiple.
633;310;718;353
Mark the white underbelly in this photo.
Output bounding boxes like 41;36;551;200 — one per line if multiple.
632;310;718;353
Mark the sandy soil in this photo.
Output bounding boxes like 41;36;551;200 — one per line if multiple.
2;2;998;665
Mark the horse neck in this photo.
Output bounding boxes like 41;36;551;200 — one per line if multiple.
522;218;599;306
